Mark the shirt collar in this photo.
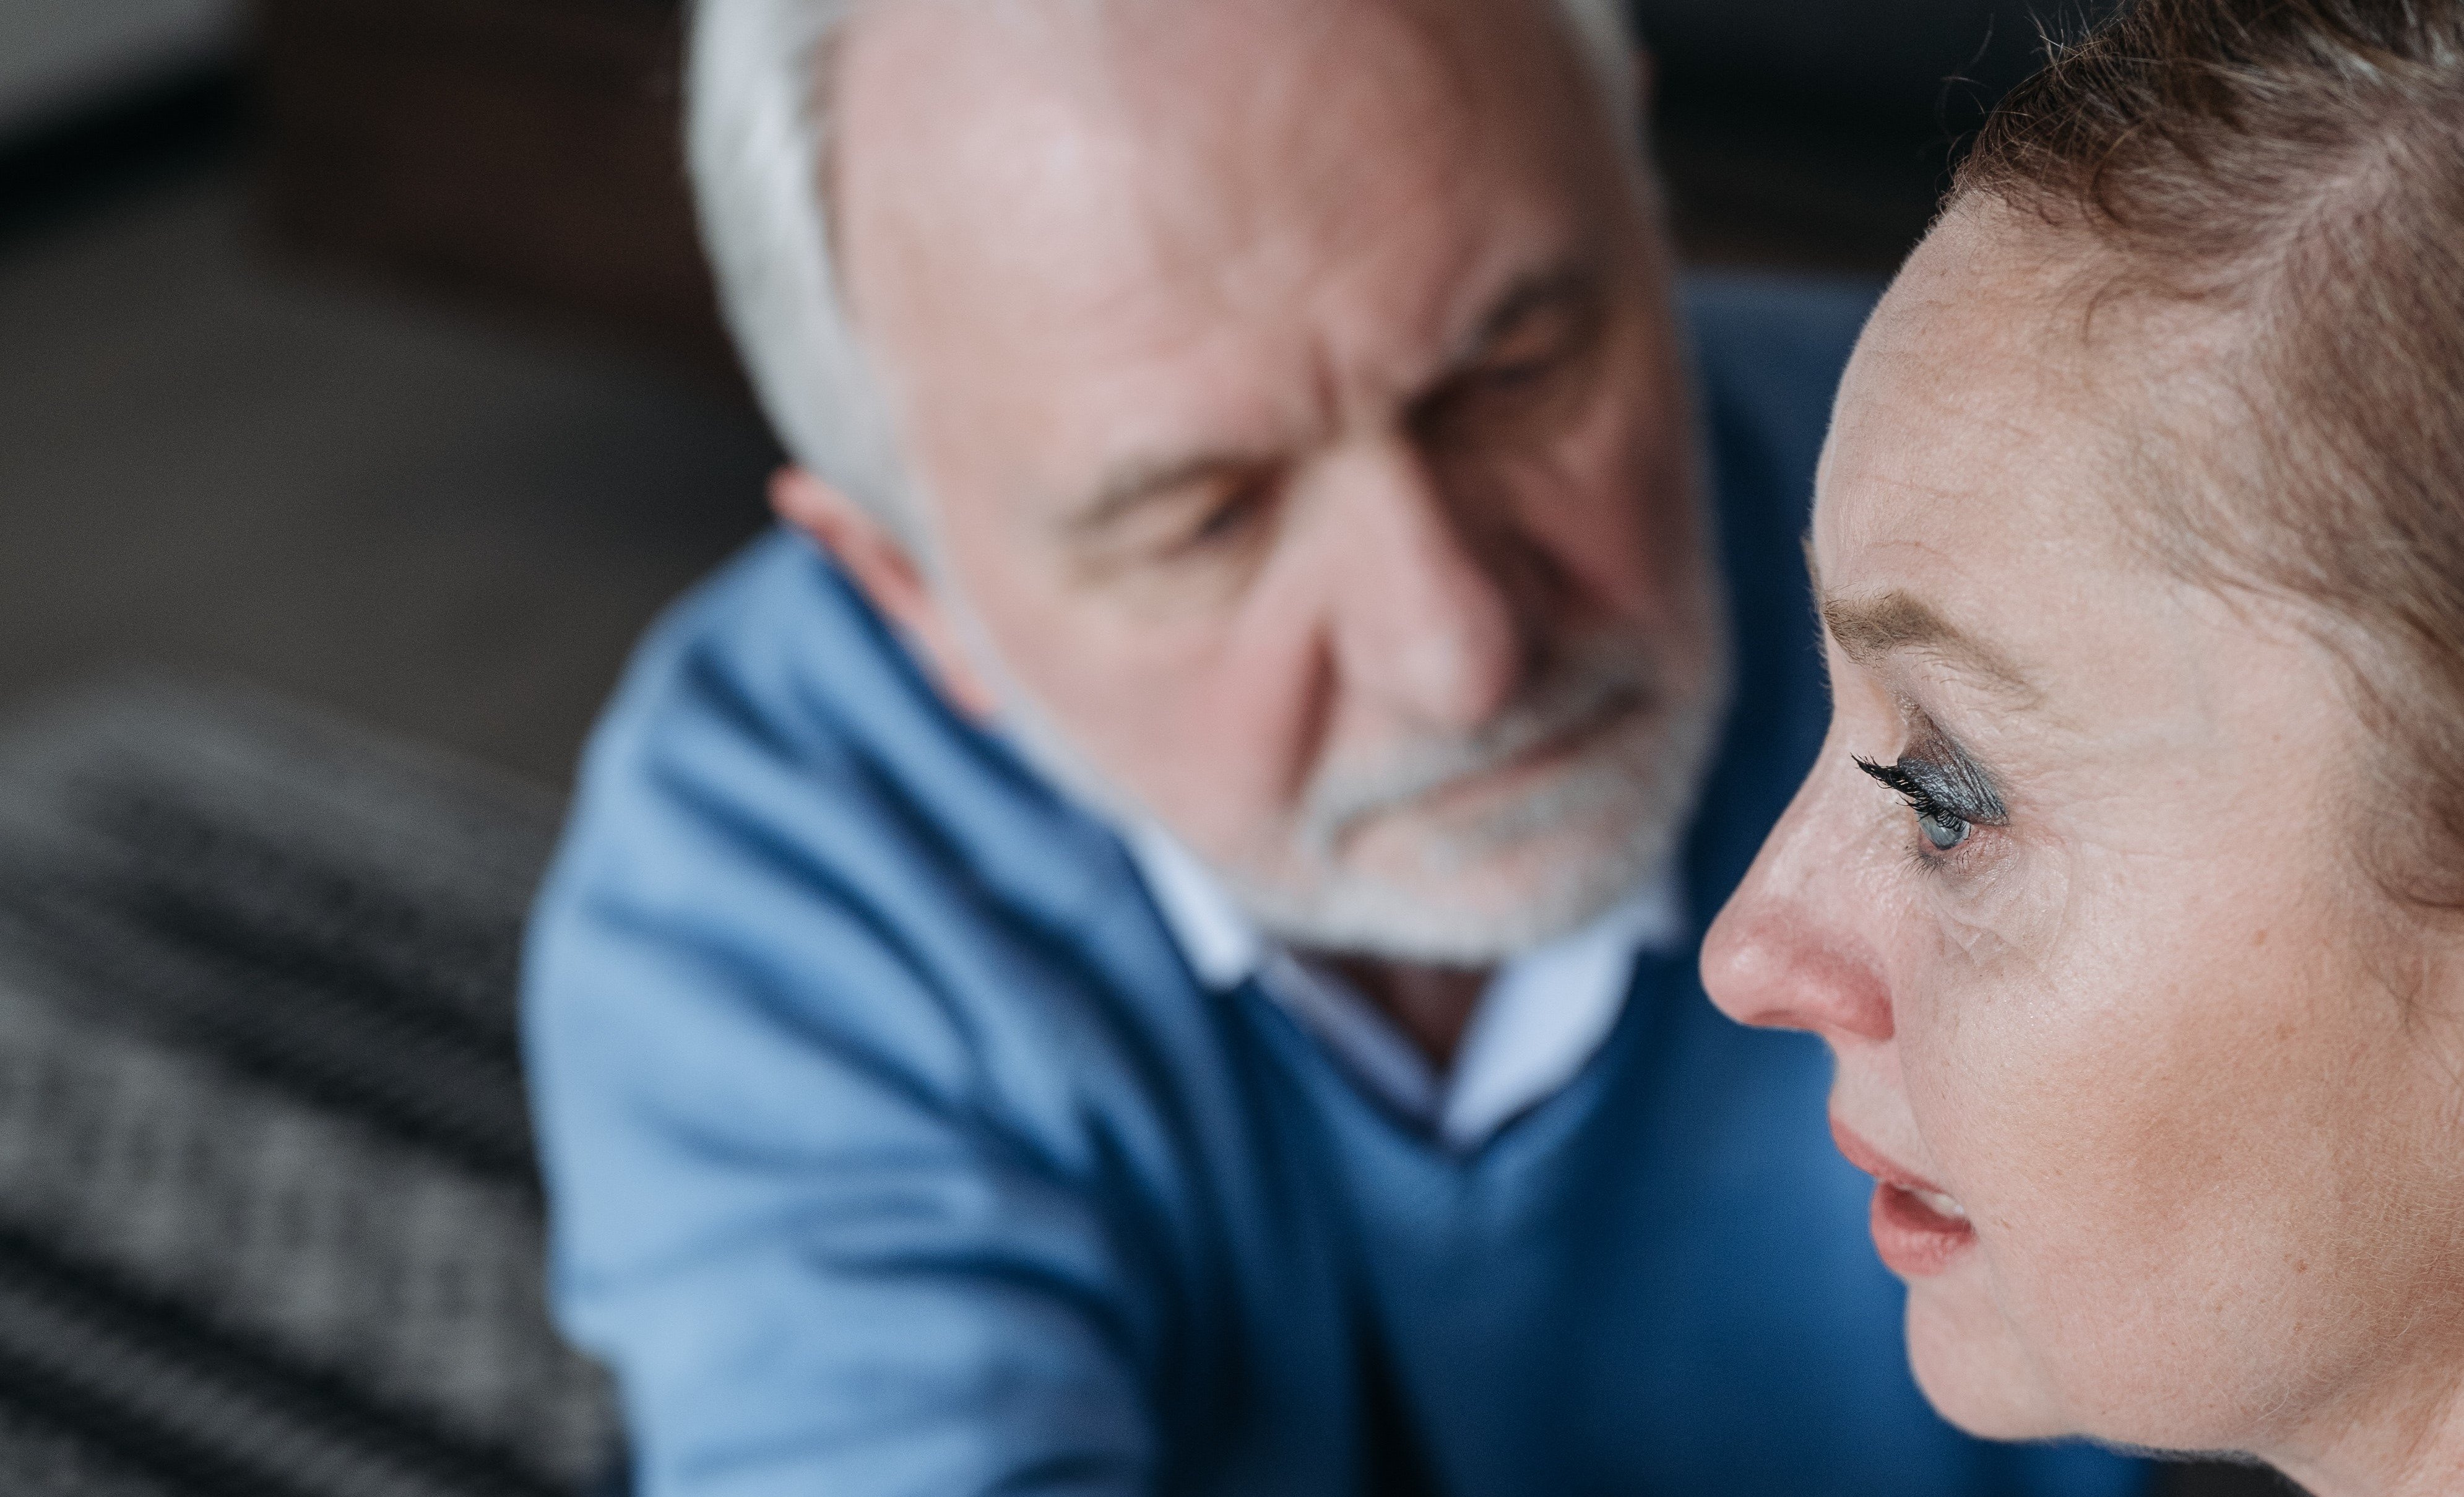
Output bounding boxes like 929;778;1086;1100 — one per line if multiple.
1123;822;1687;1150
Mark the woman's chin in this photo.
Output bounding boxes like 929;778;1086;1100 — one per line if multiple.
1904;1281;2076;1442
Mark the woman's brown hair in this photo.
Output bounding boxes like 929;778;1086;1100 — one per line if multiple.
1953;0;2464;908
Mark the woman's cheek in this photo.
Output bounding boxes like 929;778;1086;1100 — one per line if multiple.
1885;842;2078;1079
1926;834;2075;966
1891;842;2093;1208
1909;838;2206;1251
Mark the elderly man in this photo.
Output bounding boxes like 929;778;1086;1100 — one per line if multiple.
523;0;2145;1493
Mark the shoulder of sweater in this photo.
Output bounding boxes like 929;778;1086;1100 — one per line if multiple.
531;529;1219;1158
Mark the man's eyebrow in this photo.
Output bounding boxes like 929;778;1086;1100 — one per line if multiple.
1452;261;1598;367
1819;588;2036;701
1060;262;1598;539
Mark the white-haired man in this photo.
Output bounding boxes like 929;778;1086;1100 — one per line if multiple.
523;1;2147;1493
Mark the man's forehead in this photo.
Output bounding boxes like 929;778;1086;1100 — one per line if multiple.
829;0;1620;499
830;0;1588;271
835;0;1564;108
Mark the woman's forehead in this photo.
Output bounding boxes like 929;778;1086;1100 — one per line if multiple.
1820;218;2187;579
1812;235;2271;746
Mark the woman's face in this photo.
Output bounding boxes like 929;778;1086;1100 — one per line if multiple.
1702;209;2464;1457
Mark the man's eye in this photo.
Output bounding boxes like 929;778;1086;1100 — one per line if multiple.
1180;487;1269;551
1470;349;1560;391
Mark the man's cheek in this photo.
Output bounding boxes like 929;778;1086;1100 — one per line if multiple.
1076;671;1300;855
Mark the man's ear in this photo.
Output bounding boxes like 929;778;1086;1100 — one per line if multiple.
1632;45;1656;113
769;466;1001;722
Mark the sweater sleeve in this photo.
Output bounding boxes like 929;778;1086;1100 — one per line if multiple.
522;568;1161;1497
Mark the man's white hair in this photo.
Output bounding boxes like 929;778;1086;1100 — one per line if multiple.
684;0;1641;550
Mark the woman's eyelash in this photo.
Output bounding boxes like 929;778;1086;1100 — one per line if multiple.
1856;754;2004;857
1852;749;2000;818
1856;757;1952;819
1859;741;2008;821
1858;748;2009;826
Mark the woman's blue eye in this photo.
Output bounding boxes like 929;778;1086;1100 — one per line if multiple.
1917;809;1971;851
1854;754;1994;856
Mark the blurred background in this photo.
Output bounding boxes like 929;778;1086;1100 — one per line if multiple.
1;4;2289;1496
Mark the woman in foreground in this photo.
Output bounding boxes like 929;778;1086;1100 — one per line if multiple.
1701;1;2464;1492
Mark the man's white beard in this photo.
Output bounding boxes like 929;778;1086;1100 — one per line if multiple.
1223;638;1726;964
951;596;1729;967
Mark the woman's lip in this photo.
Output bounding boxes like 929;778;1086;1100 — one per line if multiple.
1830;1117;1977;1278
1828;1117;1949;1196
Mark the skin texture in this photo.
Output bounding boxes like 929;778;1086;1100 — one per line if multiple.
782;0;1726;1043
1701;204;2464;1496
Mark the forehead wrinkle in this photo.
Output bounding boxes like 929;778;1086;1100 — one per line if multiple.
999;2;1500;376
1821;588;2041;708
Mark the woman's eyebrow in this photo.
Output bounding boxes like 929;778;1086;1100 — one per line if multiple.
1820;588;2038;704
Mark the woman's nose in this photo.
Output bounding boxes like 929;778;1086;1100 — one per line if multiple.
1700;788;1896;1044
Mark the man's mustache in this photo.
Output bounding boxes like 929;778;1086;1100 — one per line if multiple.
1299;646;1659;859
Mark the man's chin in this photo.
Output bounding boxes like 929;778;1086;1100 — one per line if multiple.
1240;718;1718;963
1235;813;1675;965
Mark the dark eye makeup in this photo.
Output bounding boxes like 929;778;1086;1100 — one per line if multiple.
1854;731;2008;856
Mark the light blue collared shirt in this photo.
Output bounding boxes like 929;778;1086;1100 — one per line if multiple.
1125;823;1684;1150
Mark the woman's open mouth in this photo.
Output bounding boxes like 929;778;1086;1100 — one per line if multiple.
1830;1117;1977;1277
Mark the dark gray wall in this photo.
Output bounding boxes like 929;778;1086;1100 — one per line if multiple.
1633;0;2122;269
0;0;235;138
1635;0;2114;132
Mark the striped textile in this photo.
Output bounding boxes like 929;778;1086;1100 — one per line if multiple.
0;680;614;1496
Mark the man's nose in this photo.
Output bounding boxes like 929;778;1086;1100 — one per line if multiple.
1324;437;1527;732
1700;779;1895;1044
